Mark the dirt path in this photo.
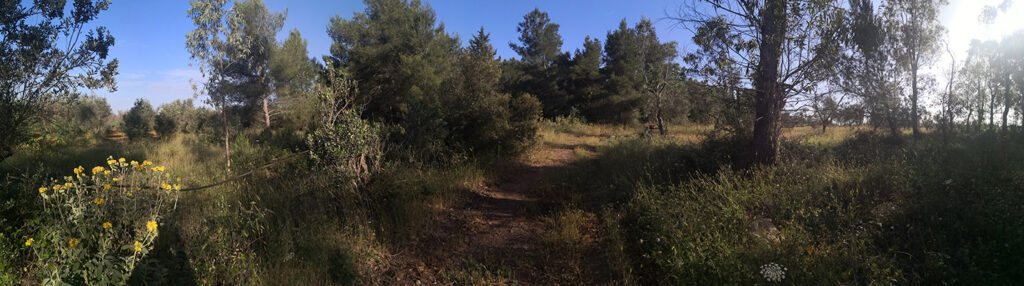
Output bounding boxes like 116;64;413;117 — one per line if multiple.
398;144;587;285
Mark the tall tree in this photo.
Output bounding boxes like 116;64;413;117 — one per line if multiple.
187;0;253;169
509;8;568;117
0;0;118;161
676;0;843;164
228;0;285;127
884;0;947;136
270;30;317;127
837;0;904;137
565;36;603;118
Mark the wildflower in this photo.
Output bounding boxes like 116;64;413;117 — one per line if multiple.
102;222;112;229
759;263;787;282
146;220;158;233
92;166;105;175
130;160;138;166
53;184;61;190
133;241;143;252
103;184;111;190
118;157;126;163
113;178;119;182
103;170;111;175
68;238;79;248
173;184;181;191
107;159;116;166
161;183;171;190
93;197;105;205
38;187;47;194
74;166;84;175
176;177;181;182
64;182;72;188
151;166;165;172
142;160;152;167
25;238;33;246
127;192;132;197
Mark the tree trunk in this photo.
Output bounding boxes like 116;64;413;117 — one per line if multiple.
752;0;788;165
657;111;666;135
263;95;271;128
1002;88;1010;133
911;61;920;137
223;108;231;170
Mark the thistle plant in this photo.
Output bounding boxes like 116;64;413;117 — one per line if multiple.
28;156;181;285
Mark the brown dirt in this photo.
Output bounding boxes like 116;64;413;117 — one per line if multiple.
388;143;599;285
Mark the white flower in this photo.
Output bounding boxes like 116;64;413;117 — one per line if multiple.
760;262;787;282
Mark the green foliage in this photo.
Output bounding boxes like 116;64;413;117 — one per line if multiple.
37;96;114;145
0;0;118;160
123;99;156;141
30;157;179;285
507;8;570;118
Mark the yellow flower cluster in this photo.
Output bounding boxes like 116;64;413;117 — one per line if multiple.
24;238;33;246
133;241;143;252
92;166;105;175
103;184;111;190
107;159;116;166
68;238;79;248
102;222;112;229
151;166;165;172
93;197;105;205
74;166;84;176
39;187;47;194
146;220;158;233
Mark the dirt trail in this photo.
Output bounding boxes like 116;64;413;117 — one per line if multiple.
399;145;584;284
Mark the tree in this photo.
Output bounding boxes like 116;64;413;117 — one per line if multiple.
328;0;459;125
509;8;569;117
123;99;156;141
0;0;118;161
676;0;843;164
564;36;603;119
884;0;947;136
226;0;285;127
270;30;316;128
187;0;281;168
836;0;905;137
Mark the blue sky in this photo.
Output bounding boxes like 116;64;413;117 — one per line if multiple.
92;0;692;111
91;0;1023;111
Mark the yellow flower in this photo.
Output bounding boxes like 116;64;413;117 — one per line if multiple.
176;177;181;182
53;184;61;190
142;160;152;167
68;238;79;248
135;187;141;191
107;159;116;166
102;222;112;229
130;160;138;166
92;166;105;175
112;178;119;182
64;182;72;188
161;183;171;190
38;187;47;194
103;184;111;190
24;238;33;246
118;158;126;163
93;197;104;205
173;184;181;191
146;220;158;233
74;166;84;175
103;170;111;175
151;166;165;172
127;192;132;197
133;241;143;252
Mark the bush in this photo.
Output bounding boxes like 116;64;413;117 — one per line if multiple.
123;99;156;141
29;157;180;284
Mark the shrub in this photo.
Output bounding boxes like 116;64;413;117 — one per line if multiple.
123;99;156;141
28;156;180;284
306;72;383;185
